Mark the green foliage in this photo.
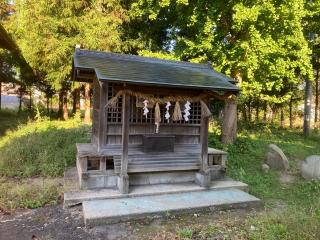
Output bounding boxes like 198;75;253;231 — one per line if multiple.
176;227;194;239
209;121;320;201
3;0;126;90
0;117;90;177
125;0;313;110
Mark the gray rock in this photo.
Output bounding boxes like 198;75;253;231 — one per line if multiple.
261;164;270;173
301;155;320;180
265;144;289;171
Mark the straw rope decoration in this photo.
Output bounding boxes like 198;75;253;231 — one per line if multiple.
172;101;182;121
105;89;212;120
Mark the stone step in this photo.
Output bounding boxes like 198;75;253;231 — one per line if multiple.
83;188;260;226
64;179;249;207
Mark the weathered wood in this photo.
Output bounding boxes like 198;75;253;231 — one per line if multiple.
98;81;107;151
106;124;200;145
200;116;209;171
121;91;130;175
84;82;91;124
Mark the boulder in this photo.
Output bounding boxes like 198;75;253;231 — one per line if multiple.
265;144;289;171
301;155;320;180
261;164;270;173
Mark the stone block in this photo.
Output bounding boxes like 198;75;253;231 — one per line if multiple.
195;170;211;188
301;155;320;180
118;174;129;194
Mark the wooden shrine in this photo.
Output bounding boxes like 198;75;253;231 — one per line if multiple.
72;49;238;194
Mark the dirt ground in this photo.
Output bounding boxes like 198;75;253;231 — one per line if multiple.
0;204;258;240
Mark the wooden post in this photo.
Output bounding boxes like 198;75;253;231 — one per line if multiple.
118;91;130;194
84;82;91;124
98;81;107;151
200;116;209;172
195;112;211;188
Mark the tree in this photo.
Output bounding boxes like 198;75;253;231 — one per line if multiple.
125;0;312;134
305;0;320;127
3;0;126;119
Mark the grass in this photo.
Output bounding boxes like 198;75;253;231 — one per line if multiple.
0;110;320;239
0;109;90;210
0;177;63;210
0;111;90;177
0;109;29;136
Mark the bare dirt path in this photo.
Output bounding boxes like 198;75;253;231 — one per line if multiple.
0;204;258;240
0;205;134;240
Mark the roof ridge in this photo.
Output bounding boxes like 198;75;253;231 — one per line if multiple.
75;49;211;69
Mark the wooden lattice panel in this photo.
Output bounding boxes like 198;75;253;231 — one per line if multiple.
107;83;122;123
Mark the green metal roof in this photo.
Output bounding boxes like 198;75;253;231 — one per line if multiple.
73;49;239;92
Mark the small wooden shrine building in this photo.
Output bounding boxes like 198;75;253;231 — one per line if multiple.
72;49;239;194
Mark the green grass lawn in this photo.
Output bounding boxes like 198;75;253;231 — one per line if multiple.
0;110;319;239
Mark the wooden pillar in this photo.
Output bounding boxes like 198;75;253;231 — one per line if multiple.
97;81;107;151
200;116;209;172
118;91;130;194
84;82;91;124
195;111;211;188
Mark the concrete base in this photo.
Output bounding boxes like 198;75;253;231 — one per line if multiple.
130;171;195;185
83;188;260;226
117;174;129;194
195;170;211;188
64;177;249;207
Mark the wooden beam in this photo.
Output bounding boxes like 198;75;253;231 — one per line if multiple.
121;91;130;175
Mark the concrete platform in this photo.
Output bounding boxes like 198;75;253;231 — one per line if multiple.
83;188;260;226
64;178;249;207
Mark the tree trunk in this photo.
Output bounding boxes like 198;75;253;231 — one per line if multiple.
289;96;293;128
84;83;91;124
46;94;49;114
58;90;63;118
0;81;2;110
304;77;312;136
315;67;319;127
72;88;81;114
63;90;69;120
280;107;284;128
248;100;252;122
221;100;237;144
18;94;22;112
50;97;53;113
241;105;247;121
270;106;274;124
263;102;267;122
256;99;260;122
29;87;32;110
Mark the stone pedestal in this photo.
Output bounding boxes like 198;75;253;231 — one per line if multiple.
118;174;129;194
195;170;211;188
